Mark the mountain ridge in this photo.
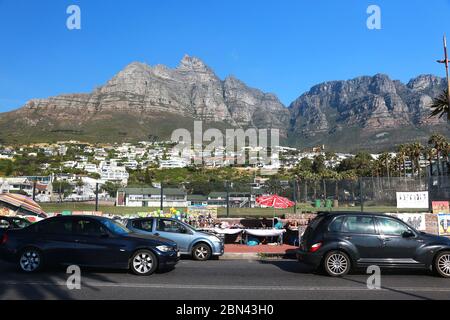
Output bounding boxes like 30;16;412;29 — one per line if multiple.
0;56;448;151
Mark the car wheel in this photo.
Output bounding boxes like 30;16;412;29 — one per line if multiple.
323;251;351;277
19;248;43;273
434;251;450;278
192;243;211;261
130;250;158;276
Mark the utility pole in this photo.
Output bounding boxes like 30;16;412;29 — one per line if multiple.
225;181;230;218
293;179;297;214
160;184;164;212
32;179;37;201
359;178;364;213
95;183;99;212
437;34;450;120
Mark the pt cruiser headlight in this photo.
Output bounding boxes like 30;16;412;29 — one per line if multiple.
156;245;173;252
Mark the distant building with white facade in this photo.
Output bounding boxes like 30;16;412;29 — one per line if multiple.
116;187;187;208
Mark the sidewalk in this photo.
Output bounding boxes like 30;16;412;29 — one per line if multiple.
222;244;298;260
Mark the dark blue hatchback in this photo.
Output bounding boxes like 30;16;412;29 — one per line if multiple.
0;215;179;276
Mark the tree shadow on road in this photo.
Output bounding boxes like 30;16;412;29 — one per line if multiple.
258;259;316;274
0;263;120;300
340;275;434;300
259;260;441;300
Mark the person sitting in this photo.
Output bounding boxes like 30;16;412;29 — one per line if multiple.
274;218;284;229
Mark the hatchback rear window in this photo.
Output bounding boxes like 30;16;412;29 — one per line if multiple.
302;216;325;240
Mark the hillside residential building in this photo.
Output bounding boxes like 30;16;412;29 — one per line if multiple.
100;166;129;184
116;187;188;208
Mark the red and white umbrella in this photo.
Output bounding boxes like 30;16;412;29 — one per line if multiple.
256;195;295;209
256;194;295;229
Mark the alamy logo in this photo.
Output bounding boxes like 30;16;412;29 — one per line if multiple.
171;121;280;166
66;5;81;30
367;5;382;30
366;265;381;290
66;265;81;290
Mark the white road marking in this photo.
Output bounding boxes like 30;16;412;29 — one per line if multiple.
2;281;450;292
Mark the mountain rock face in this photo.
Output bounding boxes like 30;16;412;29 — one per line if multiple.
288;74;449;151
0;57;448;151
4;55;289;141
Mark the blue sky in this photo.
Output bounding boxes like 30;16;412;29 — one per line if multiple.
0;0;449;111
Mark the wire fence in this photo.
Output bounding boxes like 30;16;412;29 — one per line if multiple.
212;175;450;215
38;175;450;216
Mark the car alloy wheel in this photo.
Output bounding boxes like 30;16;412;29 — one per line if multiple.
324;251;350;277
131;250;157;276
436;252;450;278
193;244;211;261
19;249;42;273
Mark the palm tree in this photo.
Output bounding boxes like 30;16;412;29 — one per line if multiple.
395;155;405;177
428;134;447;176
406;143;417;177
297;171;314;203
410;142;424;178
378;152;392;177
424;147;436;177
429;89;450;121
378;152;393;190
397;144;408;178
445;143;450;175
332;172;341;202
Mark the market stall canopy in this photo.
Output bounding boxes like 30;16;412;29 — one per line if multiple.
256;195;295;209
244;228;286;237
0;193;47;218
213;228;243;235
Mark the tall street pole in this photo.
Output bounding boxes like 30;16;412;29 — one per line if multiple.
437;34;450;120
95;183;99;212
160;184;164;212
32;179;37;201
225;181;230;218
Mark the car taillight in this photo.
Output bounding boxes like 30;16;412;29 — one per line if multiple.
309;242;322;253
0;233;8;245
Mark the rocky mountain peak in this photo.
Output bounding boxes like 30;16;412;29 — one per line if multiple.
368;74;397;94
178;54;211;72
224;75;245;87
288;73;448;151
407;74;444;91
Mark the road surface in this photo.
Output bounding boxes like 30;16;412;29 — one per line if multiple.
0;259;449;300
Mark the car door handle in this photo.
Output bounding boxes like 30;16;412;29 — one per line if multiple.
344;236;352;240
154;233;160;236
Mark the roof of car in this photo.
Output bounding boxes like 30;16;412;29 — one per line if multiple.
317;211;393;217
45;215;109;221
127;217;173;221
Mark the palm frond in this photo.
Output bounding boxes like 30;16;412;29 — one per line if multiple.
429;89;449;120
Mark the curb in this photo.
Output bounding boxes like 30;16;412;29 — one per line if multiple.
221;252;297;260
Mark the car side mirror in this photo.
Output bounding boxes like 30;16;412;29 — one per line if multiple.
402;230;415;238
